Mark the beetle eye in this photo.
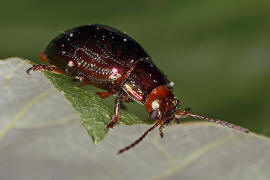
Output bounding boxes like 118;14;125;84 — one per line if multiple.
150;110;158;119
151;100;160;110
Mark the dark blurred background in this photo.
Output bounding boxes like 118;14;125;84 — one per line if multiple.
1;0;269;136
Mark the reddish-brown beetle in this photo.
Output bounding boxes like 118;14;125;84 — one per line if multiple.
27;24;248;154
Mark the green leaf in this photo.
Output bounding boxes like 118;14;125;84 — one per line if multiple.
44;72;153;144
0;57;152;144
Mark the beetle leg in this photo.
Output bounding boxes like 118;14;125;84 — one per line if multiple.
121;92;134;103
107;91;123;129
119;92;133;109
26;64;68;75
174;107;191;124
96;91;112;99
159;122;164;138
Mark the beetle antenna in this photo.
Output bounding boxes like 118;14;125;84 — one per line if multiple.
175;110;249;133
118;120;162;154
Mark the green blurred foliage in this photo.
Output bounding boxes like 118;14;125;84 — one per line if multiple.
1;0;269;136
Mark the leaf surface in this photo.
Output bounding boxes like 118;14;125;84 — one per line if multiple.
0;58;270;180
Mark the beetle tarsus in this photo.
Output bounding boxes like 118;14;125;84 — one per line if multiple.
159;124;164;138
26;67;33;75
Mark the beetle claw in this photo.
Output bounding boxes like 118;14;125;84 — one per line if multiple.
26;67;33;75
159;124;164;138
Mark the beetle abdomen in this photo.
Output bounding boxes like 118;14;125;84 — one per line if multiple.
44;24;151;91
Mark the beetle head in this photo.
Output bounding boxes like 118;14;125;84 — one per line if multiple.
145;85;179;122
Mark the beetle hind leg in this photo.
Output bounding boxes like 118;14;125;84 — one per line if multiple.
26;64;67;75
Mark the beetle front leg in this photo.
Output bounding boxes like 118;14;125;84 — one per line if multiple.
107;91;123;129
26;64;68;75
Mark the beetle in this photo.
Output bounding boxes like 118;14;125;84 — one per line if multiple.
27;24;249;154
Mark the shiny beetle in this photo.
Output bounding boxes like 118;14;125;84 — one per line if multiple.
27;24;249;154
